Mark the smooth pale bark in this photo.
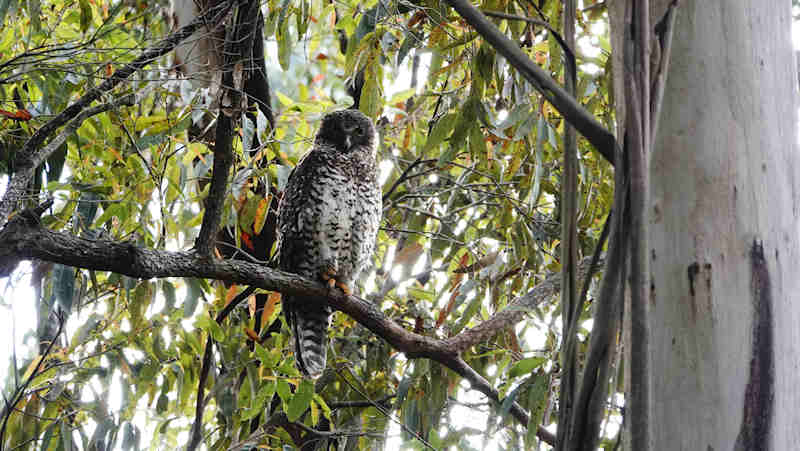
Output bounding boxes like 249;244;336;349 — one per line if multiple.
648;1;800;449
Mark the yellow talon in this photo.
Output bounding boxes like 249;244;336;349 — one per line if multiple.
320;265;349;295
336;281;352;296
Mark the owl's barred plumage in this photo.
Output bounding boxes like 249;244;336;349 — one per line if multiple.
277;109;381;378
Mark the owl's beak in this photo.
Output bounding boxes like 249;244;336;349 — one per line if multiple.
344;135;352;150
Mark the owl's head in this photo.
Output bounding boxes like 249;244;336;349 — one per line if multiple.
316;109;376;154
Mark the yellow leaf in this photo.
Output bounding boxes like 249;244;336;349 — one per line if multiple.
394;242;424;266
224;285;239;308
22;355;43;381
248;292;257;317
310;399;320;426
254;196;271;235
261;292;282;327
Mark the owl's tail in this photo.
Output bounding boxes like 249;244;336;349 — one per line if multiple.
288;298;331;379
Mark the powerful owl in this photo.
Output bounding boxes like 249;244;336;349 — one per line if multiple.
276;109;382;378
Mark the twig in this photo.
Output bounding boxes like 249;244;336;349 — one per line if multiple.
382;158;437;203
327;394;395;409
188;285;257;450
336;370;436;450
0;314;65;444
481;10;576;77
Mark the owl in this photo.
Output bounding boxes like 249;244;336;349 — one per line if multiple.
276;109;382;378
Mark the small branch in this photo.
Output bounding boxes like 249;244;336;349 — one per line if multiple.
568;188;625;451
447;255;601;353
481;10;576;76
0;313;64;444
443;0;616;164
188;286;256;451
649;0;680;145
626;1;652;448
187;335;214;451
0;0;234;227
382;158;437;203
197;1;261;256
448;357;556;446
196;111;234;256
328;394;395;410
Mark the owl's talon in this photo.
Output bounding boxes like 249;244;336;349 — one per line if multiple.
335;281;352;296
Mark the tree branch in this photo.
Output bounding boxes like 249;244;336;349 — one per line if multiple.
0;206;592;445
196;1;261;256
649;0;680;145
443;0;616;164
557;1;580;447
0;0;234;228
448;255;601;353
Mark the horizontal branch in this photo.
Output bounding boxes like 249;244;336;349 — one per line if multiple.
0;206;588;445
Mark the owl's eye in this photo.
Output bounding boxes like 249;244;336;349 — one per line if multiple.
354;127;363;136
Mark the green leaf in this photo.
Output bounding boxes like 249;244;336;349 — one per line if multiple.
162;281;177;312
46;143;68;188
276;0;292;71
525;374;550;447
296;0;310;38
286;379;314;422
78;0;92;33
509;357;546;379
360;66;382;120
0;0;14;26
94;202;129;228
453;289;482;334
183;278;204;318
425;112;458;154
276;379;292;405
156;392;168;413
197;313;224;342
474;45;494;81
499;380;524;417
76;191;100;231
53;264;75;313
130;282;151;330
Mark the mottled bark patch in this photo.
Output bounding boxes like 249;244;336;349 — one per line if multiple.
735;240;774;451
687;262;711;322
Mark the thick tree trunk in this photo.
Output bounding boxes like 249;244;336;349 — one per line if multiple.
647;1;800;449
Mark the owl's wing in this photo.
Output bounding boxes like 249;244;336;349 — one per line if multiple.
277;150;319;273
351;175;382;278
276;148;333;378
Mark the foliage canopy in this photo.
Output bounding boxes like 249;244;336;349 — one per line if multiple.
0;0;618;449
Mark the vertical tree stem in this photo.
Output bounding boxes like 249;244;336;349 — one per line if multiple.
557;0;579;449
625;1;651;448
